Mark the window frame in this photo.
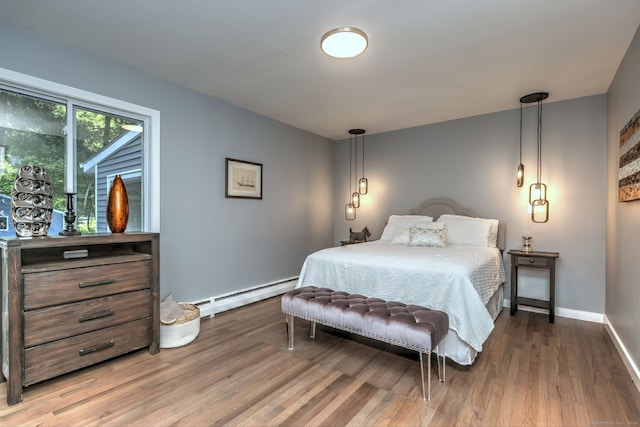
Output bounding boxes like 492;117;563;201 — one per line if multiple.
0;67;160;232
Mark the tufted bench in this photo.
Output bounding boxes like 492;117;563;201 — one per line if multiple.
281;286;449;401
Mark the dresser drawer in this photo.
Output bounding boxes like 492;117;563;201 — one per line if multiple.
516;256;550;267
24;260;152;310
24;290;152;347
23;317;152;386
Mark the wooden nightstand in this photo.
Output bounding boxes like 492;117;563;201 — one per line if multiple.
508;249;559;323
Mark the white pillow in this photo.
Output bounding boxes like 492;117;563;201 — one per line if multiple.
409;226;447;247
415;221;446;230
379;215;434;241
439;214;499;248
390;228;410;245
439;215;491;247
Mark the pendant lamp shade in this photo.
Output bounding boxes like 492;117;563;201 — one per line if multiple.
516;163;525;187
345;202;356;220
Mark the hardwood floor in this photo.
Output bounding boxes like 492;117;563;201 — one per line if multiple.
0;296;638;426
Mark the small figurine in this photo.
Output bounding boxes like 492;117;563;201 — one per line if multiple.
349;226;371;243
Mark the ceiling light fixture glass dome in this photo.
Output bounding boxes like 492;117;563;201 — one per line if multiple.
321;27;368;59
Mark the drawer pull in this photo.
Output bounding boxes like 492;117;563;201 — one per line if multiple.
529;259;535;263
78;309;115;322
79;279;115;288
79;340;115;356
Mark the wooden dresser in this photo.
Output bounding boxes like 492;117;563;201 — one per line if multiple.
0;232;160;405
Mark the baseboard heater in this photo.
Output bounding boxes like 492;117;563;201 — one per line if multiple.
188;277;298;318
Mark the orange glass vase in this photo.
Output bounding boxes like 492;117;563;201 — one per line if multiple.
107;175;129;233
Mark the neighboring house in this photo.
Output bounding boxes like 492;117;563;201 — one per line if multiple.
81;129;142;233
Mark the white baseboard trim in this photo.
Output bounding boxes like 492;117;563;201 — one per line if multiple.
502;299;604;323
603;315;640;394
188;277;298;318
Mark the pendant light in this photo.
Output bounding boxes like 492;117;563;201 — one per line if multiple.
522;92;549;223
345;133;356;220
516;100;524;187
351;130;360;208
351;129;368;195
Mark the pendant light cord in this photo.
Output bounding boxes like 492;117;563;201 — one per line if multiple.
537;99;543;184
361;133;365;177
354;133;358;190
519;103;523;164
349;134;353;197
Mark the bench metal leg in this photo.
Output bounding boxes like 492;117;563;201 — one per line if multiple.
310;321;316;339
287;314;294;350
419;351;431;401
420;344;446;401
436;343;446;383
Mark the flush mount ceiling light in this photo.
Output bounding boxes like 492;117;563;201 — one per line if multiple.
321;27;368;59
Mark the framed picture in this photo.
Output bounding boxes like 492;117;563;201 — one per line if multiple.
0;216;7;231
225;158;263;199
619;107;640;202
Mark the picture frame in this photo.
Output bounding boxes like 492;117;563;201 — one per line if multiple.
225;158;263;199
619;106;640;202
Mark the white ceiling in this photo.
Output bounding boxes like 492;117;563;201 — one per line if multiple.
1;0;639;140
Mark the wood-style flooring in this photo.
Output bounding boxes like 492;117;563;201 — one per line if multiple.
0;296;638;426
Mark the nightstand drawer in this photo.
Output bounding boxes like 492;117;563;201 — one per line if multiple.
516;256;550;267
24;317;152;386
24;260;152;310
24;290;152;347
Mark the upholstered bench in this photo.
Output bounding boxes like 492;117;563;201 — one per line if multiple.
281;286;449;401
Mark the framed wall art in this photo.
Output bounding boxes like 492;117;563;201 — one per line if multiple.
225;158;263;199
619;107;640;202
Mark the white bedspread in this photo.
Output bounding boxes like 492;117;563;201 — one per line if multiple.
296;241;506;353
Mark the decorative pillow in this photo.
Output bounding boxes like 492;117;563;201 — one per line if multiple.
379;215;434;241
439;215;491;247
409;226;447;248
390;228;410;245
440;214;499;247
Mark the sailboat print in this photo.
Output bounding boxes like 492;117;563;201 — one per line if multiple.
236;174;256;189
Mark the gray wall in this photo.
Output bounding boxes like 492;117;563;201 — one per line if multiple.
334;95;607;315
0;22;334;301
606;26;640;373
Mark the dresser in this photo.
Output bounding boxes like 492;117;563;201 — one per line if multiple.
0;232;160;405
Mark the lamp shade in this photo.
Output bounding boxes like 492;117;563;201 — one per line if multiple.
352;191;360;208
345;203;356;220
517;164;524;187
531;199;549;223
359;177;368;194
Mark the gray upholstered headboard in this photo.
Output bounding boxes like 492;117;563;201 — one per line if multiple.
407;198;506;251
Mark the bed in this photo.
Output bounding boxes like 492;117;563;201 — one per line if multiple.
296;198;507;365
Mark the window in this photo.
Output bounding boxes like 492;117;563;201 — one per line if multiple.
0;68;159;236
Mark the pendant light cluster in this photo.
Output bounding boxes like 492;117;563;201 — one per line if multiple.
345;129;368;220
517;92;550;223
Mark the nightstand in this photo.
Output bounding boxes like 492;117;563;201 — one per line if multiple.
508;249;559;323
